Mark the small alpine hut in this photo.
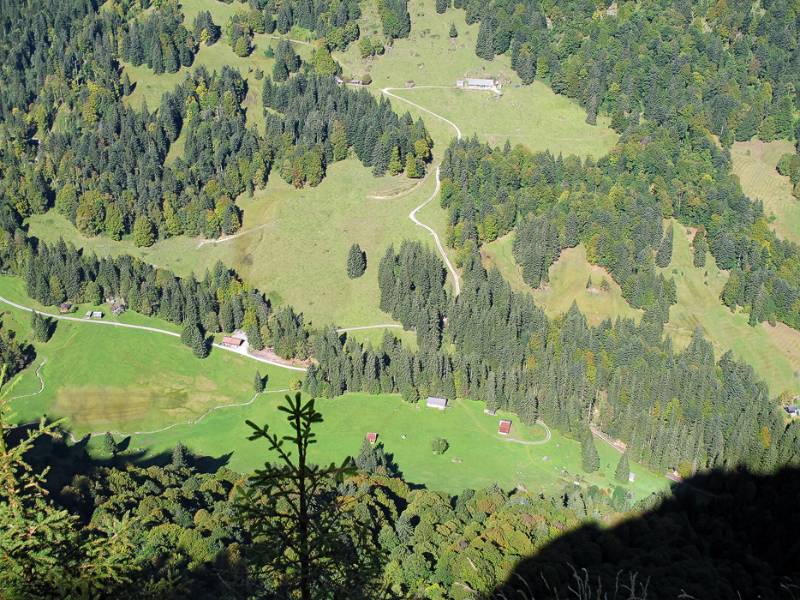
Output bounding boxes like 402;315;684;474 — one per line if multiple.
426;396;448;410
221;336;244;349
366;432;378;444
59;302;73;314
111;302;126;316
498;419;512;436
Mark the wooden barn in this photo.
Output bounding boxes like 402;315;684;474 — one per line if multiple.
426;396;448;410
221;336;244;349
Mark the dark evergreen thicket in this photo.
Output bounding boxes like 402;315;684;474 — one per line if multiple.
262;73;432;185
0;0;420;245
252;0;362;49
312;246;800;476
441;122;800;330
454;0;798;143
377;0;411;39
122;1;198;73
440;0;800;331
441;136;676;320
378;242;447;349
16;239;308;359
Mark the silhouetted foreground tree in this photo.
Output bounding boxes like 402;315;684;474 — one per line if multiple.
0;368;137;598
489;467;800;600
237;393;388;599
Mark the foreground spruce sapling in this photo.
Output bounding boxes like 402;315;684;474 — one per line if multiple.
254;370;265;393
0;366;137;596
237;392;386;599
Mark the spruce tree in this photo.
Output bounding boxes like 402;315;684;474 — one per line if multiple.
475;20;495;60
655;224;673;268
388;146;403;175
254;370;265;393
693;229;707;267
171;442;189;468
581;431;600;473
347;243;367;278
405;154;420;178
615;451;630;483
449;22;458;38
132;214;155;247
181;322;208;358
30;311;52;342
103;432;118;457
435;0;449;14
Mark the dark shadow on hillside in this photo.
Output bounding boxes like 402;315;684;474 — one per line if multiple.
7;420;231;495
488;467;800;600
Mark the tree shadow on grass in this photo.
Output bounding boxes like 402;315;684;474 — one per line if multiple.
8;420;232;496
487;467;800;599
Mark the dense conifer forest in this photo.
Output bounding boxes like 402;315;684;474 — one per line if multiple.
3;0;800;597
262;74;432;184
312;242;800;475
438;0;800;331
0;0;424;243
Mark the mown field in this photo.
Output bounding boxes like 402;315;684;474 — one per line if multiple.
1;277;665;497
129;391;668;498
731;139;800;245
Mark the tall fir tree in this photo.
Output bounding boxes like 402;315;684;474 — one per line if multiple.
615;451;630;483
347;243;367;278
655;224;673;268
581;431;600;473
693;229;707;267
254;370;265;393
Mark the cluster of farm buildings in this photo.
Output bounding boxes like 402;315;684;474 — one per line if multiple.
365;396;513;445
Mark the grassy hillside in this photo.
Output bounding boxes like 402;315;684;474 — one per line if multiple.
0;277;296;434
731;139;800;245
482;225;800;396
30;0;617;330
661;222;800;396
1;276;665;497
116;391;667;498
335;0;617;158
482;235;642;326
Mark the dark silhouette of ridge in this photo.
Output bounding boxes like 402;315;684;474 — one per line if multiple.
488;467;800;599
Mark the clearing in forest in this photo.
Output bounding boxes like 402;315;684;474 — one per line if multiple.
481;234;641;326
661;222;800;396
731;139;800;245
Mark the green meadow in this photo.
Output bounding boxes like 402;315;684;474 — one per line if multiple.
660;221;800;396
1;277;666;497
731;139;800;245
127;391;668;498
482;234;642;327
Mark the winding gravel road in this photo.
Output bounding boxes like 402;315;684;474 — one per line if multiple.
382;87;462;297
0;295;307;372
